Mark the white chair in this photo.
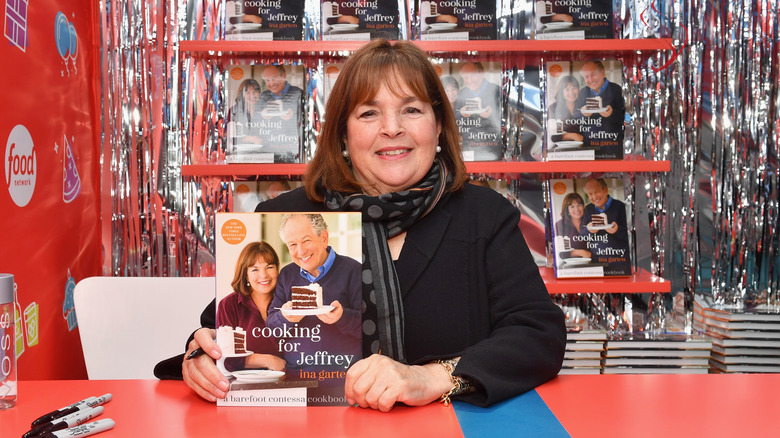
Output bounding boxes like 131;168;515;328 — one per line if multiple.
74;276;214;380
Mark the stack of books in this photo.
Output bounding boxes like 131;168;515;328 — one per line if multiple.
561;328;606;375
601;333;712;374
694;296;780;373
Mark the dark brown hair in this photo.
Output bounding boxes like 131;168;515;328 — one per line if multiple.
230;241;279;297
304;39;467;201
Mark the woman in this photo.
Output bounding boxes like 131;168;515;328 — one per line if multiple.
549;75;584;142
227;78;264;145
555;192;591;258
217;241;286;372
182;39;566;411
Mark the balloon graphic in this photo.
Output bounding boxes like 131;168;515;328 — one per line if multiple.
68;22;78;61
55;12;70;60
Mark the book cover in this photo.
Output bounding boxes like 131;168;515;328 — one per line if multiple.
232;180;303;212
549;177;632;277
225;64;305;163
438;61;504;161
419;1;497;40
545;60;625;160
215;212;363;406
321;1;400;41
534;0;614;40
225;0;305;41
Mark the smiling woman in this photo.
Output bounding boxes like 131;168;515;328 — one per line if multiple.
179;39;566;412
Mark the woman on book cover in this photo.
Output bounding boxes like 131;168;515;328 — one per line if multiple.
554;192;591;258
217;241;286;372
180;39;565;411
548;75;585;143
227;78;264;146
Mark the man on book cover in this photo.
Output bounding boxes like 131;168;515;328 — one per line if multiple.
573;60;625;158
266;214;362;388
452;62;503;161
258;64;304;162
580;178;631;275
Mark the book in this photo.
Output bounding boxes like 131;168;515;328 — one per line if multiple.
602;357;710;367
558;367;601;375
321;1;400;41
225;0;305;40
711;344;780;356
602;366;709;375
694;294;780;322
566;329;607;341
603;349;711;358
225;64;305;163
604;334;713;350
232;180;303;212
564;350;602;359
710;336;780;349
710;353;780;365
565;341;605;351
549;177;632;277
419;1;497;40
708;361;780;373
704;326;780;339
215;211;363;406
545;60;625;160
700;316;780;331
534;0;614;40
438;61;504;161
562;359;601;367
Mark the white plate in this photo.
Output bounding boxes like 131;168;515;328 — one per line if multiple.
587;224;612;231
330;23;359;31
544;21;574;30
281;305;335;316
581;106;608;113
553;140;583;149
232;23;263;31
429;23;458;30
232;370;285;383
564;257;592;266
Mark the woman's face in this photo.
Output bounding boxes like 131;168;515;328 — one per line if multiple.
246;257;278;296
243;85;260;104
345;74;441;195
567;199;584;220
562;82;579;103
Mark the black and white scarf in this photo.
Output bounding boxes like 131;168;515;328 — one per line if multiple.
323;159;451;363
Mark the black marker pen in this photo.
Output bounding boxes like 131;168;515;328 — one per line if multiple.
187;347;206;360
37;419;116;438
23;406;104;438
29;393;112;428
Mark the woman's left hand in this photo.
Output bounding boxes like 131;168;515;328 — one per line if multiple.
344;354;453;412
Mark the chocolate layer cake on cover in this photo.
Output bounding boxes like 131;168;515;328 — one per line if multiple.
266;99;283;113
217;326;247;355
585;96;603;110
590;213;608;226
464;97;482;112
291;283;323;309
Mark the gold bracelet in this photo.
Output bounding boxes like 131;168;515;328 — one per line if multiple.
435;358;473;406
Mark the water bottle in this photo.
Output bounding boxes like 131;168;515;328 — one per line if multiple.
0;273;17;409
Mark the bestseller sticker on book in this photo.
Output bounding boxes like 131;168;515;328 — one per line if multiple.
215;212;362;406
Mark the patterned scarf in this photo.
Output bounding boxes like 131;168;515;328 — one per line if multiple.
323;159;451;362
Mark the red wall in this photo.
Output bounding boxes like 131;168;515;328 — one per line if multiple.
0;1;101;379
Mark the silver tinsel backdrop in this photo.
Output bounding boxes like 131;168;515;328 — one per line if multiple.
99;0;779;332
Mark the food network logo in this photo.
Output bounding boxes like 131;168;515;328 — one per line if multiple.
5;125;36;207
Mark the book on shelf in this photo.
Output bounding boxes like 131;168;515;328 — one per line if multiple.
565;341;605;351
558;367;601;375
545;60;625;161
602;366;709;375
603;348;710;358
225;64;305;164
704;325;780;339
710;352;780;365
562;359;601;367
225;0;305;41
694;293;780;322
602;357;710;367
604;334;713;351
708;361;780;374
321;1;400;41
548;177;632;278
564;350;602;360
534;0;614;40
566;329;608;341
215;212;363;406
437;61;504;161
232;180;303;213
709;336;780;349
419;1;496;40
711;344;780;356
699;316;780;332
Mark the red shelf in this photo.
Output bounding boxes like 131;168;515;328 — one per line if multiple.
541;267;670;294
179;39;674;56
181;157;669;177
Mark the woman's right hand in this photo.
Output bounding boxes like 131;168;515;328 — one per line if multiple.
182;328;230;402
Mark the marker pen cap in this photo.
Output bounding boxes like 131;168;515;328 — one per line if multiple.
0;274;17;410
